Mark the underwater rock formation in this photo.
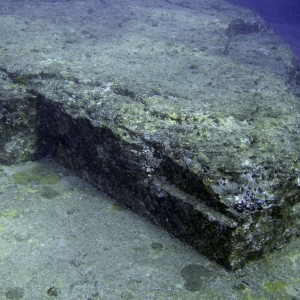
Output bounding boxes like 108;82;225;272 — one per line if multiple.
0;0;299;269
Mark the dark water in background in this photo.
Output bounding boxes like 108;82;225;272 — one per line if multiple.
225;0;300;59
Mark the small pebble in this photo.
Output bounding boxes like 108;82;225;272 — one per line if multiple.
47;287;61;297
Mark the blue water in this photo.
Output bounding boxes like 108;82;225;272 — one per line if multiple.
225;0;300;58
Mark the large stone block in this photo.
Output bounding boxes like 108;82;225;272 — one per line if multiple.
32;78;299;270
0;0;299;269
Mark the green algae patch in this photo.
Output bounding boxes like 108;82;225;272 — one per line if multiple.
263;281;291;293
39;174;61;185
12;171;39;184
19;187;38;194
109;203;125;212
12;169;61;185
242;296;268;300
0;224;5;232
232;284;270;300
29;165;61;184
0;210;18;217
263;278;300;298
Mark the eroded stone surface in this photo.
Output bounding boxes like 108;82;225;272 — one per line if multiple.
0;71;38;164
0;0;299;269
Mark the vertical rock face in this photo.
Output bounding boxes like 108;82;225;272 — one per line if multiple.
0;0;299;269
0;72;38;164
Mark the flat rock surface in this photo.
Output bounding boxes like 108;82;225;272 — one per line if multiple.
0;0;299;211
0;159;299;299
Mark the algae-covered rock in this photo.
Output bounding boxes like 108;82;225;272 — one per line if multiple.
12;171;39;185
0;0;299;269
0;71;38;164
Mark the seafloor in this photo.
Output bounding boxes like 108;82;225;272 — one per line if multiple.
0;0;300;298
0;159;299;299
